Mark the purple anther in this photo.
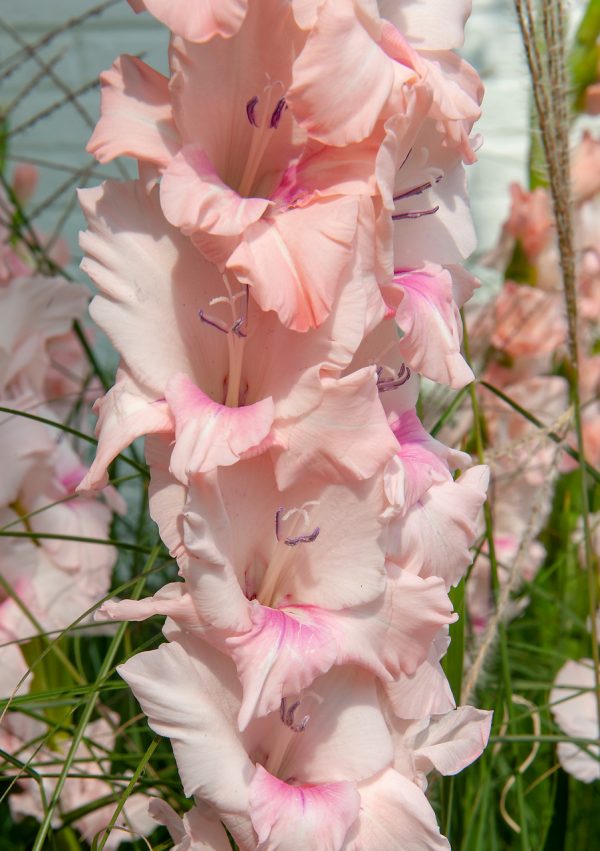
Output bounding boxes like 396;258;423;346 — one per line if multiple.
377;365;411;392
232;285;249;337
275;507;284;541
280;698;309;733
270;97;287;129
231;317;247;338
199;309;228;334
284;526;320;547
246;96;259;127
393;175;442;201
392;205;440;221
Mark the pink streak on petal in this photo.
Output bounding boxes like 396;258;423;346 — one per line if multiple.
165;373;274;482
227;602;338;729
249;766;360;851
387;266;474;388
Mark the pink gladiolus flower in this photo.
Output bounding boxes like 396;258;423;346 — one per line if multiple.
86;1;387;332
78;0;490;843
77;179;396;491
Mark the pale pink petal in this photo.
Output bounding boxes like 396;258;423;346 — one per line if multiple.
384;409;469;513
271;666;393;784
0;275;87;398
388;125;477;267
169;4;298;183
550;659;600;783
146;434;188;563
405;706;493;777
149;799;232;851
249;766;359;850
380;569;455;677
166;373;274;482
289;136;380;199
227;196;358;332
288;0;413;145
97;582;199;630
387;466;489;587
160;145;269;237
78;180;228;402
379;0;472;50
87;55;180;166
182;474;255;632
226;602;339;730
385;265;474;388
133;0;247;41
77;371;173;492
118;639;255;838
345;769;450;850
385;629;455;720
273;368;398;488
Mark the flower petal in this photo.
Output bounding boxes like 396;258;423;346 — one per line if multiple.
288;0;412;145
165;373;274;482
387;466;489;588
385;265;474;388
345;769;450;850
86;55;180;166
118;639;255;840
160;145;269;237
249;766;360;851
227;196;359;331
133;0;247;41
273;368;398;488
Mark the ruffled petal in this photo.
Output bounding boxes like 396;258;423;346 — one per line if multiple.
273;368;398;488
132;0;247;41
78;371;173;492
378;0;472;50
160;145;269;237
385;265;473;388
227;196;359;332
387;466;489;588
345;769;450;850
289;0;413;145
118;639;255;832
148;799;232;851
249;766;359;851
408;706;493;777
385;629;455;720
165;373;274;482
86;55;180;166
226;602;339;730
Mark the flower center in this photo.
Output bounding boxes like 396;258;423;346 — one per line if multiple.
238;82;287;198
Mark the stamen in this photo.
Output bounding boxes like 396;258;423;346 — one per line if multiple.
246;96;259;127
270;98;287;129
377;363;411;392
199;309;228;334
284;526;320;547
392;205;439;221
231;317;247;338
231;285;249;338
393;175;442;201
280;698;310;733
